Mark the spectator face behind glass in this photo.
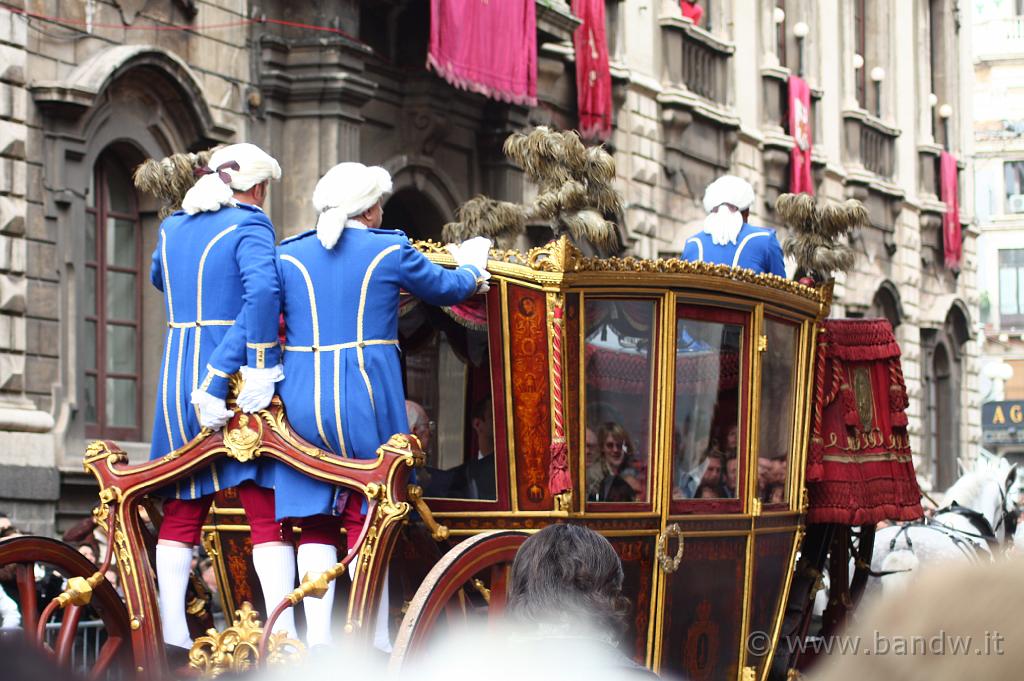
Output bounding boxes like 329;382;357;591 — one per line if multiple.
696;483;722;499
726;457;738;492
406;400;432;453
600;428;627;473
0;513;9;532
585;428;599;467
770;456;788;485
701;454;723;487
757;456;771;494
507;524;628;639
725;424;738;452
472;399;494;457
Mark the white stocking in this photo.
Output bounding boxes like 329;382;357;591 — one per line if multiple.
298;543;339;647
252;543;298;640
156;545;195;648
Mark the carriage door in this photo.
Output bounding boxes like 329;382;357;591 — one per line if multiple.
653;302;752;680
743;314;806;681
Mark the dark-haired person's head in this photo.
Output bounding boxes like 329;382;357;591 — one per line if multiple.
508;524;628;639
471;397;494;457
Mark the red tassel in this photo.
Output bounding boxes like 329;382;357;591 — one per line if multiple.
548;440;572;496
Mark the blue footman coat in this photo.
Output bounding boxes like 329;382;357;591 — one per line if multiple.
681;223;786;277
148;203;282;499
226;227;481;520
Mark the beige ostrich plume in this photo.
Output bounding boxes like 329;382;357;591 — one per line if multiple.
133;148;216;218
775;193;869;281
442;127;623;253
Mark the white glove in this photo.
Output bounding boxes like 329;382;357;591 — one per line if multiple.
446;236;492;295
191;390;234;431
237;365;284;413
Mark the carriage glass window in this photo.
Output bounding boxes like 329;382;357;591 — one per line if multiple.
402;296;497;501
672;308;744;504
584;299;657;504
758;318;798;505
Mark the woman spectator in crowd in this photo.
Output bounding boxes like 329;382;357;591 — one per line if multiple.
587;422;637;502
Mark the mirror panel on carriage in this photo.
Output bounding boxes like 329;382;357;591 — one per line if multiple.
670;304;747;512
583;298;659;507
757;317;801;509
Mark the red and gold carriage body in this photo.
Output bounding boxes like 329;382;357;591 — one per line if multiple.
1;237;849;681
384;237;831;681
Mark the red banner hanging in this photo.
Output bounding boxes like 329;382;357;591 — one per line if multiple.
788;75;814;195
427;0;537;106
940;151;961;269
572;0;613;140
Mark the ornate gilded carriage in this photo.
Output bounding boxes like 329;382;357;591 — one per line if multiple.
0;237;919;681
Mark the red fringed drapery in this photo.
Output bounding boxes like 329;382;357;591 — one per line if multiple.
427;0;537;106
788;75;814;195
806;318;923;525
572;0;613;140
940;151;961;270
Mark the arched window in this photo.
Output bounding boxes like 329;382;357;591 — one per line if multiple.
84;150;143;440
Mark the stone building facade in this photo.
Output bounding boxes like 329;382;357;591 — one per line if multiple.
973;4;1024;465
0;0;975;534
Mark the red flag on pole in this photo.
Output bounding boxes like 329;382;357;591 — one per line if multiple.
427;0;537;106
572;0;613;140
788;75;814;194
940;151;961;269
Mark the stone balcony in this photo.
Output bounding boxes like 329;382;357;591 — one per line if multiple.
657;13;739;192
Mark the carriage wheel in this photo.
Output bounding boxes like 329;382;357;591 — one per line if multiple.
389;530;528;669
0;536;132;680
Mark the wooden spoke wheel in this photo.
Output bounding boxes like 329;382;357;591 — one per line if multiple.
390;530;528;669
0;536;132;680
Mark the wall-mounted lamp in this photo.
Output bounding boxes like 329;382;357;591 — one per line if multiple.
870;66;885;117
793;21;809;76
938;103;953;150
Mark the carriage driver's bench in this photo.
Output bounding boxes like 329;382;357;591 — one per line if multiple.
37;393;420;679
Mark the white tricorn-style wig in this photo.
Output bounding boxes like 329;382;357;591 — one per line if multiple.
702;175;755;214
181;143;282;215
312;162;393;249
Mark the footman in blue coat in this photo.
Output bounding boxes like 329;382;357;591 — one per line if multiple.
680;175;786;277
231;162;490;648
148;143;299;651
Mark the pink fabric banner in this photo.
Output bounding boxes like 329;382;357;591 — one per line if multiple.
680;1;704;25
788;75;814;195
572;0;613;140
427;0;537;106
940;151;961;269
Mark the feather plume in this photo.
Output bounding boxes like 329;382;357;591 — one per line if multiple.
133;149;215;218
456;126;624;253
776;192;866;282
441;196;527;247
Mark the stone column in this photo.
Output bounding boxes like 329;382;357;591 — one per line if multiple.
0;7;57;536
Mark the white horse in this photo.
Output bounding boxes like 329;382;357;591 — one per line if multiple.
867;460;1018;597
